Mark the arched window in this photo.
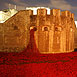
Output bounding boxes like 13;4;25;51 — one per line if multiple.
14;26;18;30
55;26;62;31
44;27;48;31
33;27;37;31
42;26;49;31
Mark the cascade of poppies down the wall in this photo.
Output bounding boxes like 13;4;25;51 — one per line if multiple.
0;28;76;76
21;29;39;54
0;29;39;65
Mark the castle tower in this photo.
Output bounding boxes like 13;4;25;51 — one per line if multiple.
30;8;75;53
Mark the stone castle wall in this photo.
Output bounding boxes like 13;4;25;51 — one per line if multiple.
30;9;75;53
0;10;32;52
0;8;76;53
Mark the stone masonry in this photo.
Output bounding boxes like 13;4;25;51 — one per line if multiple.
0;8;76;53
0;10;33;52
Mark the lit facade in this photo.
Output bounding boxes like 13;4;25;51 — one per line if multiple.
0;8;76;53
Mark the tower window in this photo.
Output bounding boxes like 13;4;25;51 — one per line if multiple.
14;26;18;30
42;26;49;31
55;27;58;31
44;27;48;31
55;27;62;31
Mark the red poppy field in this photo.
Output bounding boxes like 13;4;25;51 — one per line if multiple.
0;30;77;77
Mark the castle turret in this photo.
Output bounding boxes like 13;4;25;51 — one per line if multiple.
30;8;75;53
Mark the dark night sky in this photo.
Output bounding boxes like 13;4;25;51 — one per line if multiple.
0;0;77;20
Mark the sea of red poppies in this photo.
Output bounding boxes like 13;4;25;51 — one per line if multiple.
0;29;77;77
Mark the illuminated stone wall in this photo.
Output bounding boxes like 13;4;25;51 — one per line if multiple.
0;8;76;53
74;28;77;49
0;10;32;52
30;9;75;53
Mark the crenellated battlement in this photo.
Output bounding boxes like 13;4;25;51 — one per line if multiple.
29;8;75;53
0;8;74;24
29;8;75;28
26;8;74;19
50;9;60;16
